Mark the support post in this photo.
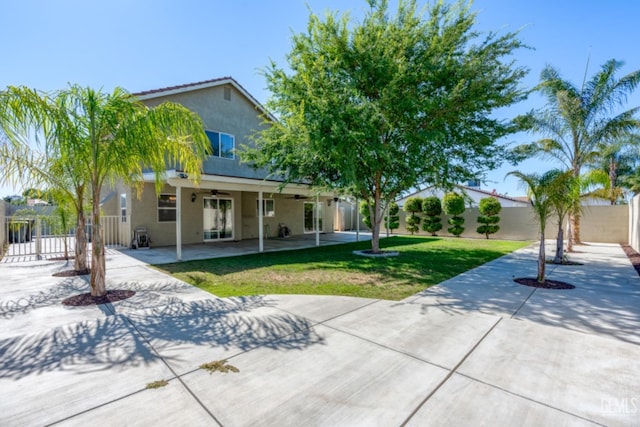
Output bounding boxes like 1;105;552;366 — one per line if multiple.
356;197;360;242
176;186;182;261
315;194;320;246
258;190;264;252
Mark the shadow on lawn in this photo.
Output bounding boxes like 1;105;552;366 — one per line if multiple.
0;282;324;380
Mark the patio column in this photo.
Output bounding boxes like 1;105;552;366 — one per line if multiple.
176;186;182;261
258;190;264;252
315;194;320;247
356;197;360;241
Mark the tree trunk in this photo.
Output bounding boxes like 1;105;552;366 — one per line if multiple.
75;212;88;271
609;155;617;205
537;231;546;283
570;213;581;245
553;223;563;264
90;196;106;297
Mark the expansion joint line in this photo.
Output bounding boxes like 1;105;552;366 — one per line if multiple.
399;317;503;427
110;305;225;426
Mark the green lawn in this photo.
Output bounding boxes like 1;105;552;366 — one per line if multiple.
156;236;530;300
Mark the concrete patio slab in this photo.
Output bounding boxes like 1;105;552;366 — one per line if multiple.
457;318;640;427
0;314;174;426
1;239;639;426
122;295;322;376
325;299;500;369
264;294;380;324
181;324;449;427
58;378;217;427
406;373;600;426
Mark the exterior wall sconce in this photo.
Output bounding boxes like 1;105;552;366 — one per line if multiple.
191;192;197;203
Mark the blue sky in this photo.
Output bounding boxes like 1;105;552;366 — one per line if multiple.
1;0;639;197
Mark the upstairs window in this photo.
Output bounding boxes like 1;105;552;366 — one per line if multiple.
205;130;235;159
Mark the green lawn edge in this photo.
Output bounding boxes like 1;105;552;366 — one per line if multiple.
154;236;530;301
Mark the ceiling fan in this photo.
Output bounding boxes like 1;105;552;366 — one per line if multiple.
285;194;309;200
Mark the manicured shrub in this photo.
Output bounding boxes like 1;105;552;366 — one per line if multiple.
443;192;465;237
385;201;400;234
403;197;422;235
359;200;373;230
421;196;443;236
476;197;502;239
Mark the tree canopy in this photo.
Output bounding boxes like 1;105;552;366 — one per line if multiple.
244;0;528;252
515;59;640;242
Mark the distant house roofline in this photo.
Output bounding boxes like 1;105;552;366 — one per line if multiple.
133;76;275;122
398;184;528;205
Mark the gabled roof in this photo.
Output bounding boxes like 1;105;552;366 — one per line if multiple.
398;184;529;205
133;76;274;121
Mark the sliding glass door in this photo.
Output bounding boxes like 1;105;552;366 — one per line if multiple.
303;202;323;233
203;198;233;241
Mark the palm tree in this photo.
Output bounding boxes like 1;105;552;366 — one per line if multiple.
518;59;640;245
0;86;91;271
507;170;561;282
0;84;210;296
545;170;579;263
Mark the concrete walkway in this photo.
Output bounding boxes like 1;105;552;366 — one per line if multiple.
0;241;638;426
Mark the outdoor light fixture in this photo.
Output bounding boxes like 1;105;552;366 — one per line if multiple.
191;193;196;203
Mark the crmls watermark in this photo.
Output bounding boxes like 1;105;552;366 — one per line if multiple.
601;397;639;415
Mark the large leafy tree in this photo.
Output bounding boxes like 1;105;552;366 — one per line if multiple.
516;59;640;244
245;0;527;253
0;85;210;296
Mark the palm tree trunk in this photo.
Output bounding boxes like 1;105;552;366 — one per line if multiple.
75;212;88;271
537;231;546;282
570;213;582;245
553;224;564;264
609;156;617;205
90;196;106;297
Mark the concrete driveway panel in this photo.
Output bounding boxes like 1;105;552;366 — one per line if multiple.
182;324;449;427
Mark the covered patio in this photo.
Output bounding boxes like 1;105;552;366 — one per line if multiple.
118;231;372;264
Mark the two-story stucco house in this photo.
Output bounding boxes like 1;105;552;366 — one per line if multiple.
101;77;335;259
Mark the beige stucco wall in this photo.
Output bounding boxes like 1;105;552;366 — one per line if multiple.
140;84;270;180
241;192;335;239
128;184;335;247
395;204;628;243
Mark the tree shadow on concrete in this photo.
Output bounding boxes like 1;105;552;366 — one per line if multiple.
0;286;324;380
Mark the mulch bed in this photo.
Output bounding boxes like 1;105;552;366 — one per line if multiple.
514;277;576;290
48;256;76;261
62;290;136;306
621;244;640;277
52;269;90;277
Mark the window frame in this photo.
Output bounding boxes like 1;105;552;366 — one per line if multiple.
157;193;177;223
120;193;127;223
205;129;235;160
257;198;275;217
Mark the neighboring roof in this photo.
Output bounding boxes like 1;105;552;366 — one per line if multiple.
398;184;529;205
133;76;274;121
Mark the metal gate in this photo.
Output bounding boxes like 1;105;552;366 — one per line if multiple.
0;215;130;262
